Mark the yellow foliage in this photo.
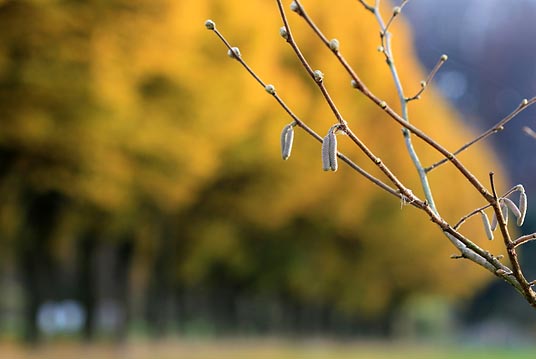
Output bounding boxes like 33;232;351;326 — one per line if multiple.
0;0;513;316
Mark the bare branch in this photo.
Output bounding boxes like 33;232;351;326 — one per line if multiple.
513;233;536;248
206;21;403;203
489;173;535;303
406;54;448;102
205;0;536;309
277;0;420;203
426;97;536;172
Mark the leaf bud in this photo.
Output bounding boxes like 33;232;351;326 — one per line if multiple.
265;84;276;95
279;26;289;40
329;38;340;52
227;47;241;59
393;6;401;16
204;19;216;30
495;269;508;276
440;54;448;62
290;1;301;13
313;70;324;83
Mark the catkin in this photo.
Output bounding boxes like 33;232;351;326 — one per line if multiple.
480;211;494;241
328;128;337;171
322;126;338;171
501;201;509;226
280;124;294;160
492;201;510;230
321;133;331;171
490;212;498;231
518;190;527;226
502;198;521;225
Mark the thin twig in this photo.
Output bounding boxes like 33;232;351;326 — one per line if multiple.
426;97;536;172
381;0;409;36
489;173;535;305
406;54;448;102
278;0;419;203
278;1;346;127
209;25;404;203
453;203;493;230
294;0;438;212
289;1;524;288
453;184;523;230
513;233;536;248
206;0;536;307
357;0;375;12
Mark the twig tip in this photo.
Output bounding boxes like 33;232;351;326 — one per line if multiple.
290;1;302;14
204;19;216;30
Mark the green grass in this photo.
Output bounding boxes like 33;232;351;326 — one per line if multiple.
0;339;535;359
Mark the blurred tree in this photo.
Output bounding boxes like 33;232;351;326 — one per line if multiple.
0;0;511;340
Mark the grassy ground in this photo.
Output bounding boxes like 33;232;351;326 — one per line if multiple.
0;339;535;359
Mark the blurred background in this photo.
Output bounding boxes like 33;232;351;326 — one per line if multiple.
0;0;536;357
